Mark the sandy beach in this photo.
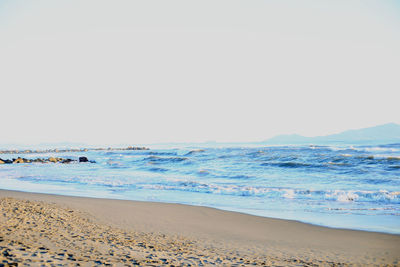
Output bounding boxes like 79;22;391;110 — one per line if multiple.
0;189;399;266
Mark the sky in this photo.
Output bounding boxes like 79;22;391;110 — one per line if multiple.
1;0;400;145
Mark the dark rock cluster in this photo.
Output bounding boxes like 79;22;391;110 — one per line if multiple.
124;146;149;151
0;157;95;164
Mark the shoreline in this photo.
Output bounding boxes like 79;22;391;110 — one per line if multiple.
1;189;400;265
0;188;397;236
1;187;398;235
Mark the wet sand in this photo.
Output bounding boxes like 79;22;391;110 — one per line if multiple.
1;189;399;266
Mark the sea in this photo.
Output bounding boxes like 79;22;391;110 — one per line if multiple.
0;143;399;234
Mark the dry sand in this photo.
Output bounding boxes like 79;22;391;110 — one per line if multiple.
0;189;399;266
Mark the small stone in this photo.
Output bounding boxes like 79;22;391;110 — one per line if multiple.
13;157;25;164
79;157;89;162
48;157;58;163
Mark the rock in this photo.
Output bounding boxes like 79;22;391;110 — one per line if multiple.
79;157;88;162
126;146;149;150
13;157;25;164
48;157;58;163
0;157;93;164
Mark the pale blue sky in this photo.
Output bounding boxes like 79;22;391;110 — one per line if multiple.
1;0;399;145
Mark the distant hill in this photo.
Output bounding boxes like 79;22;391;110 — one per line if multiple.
262;123;400;145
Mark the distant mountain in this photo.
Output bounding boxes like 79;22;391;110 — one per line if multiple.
262;123;400;145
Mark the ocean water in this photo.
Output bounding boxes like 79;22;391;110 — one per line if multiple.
0;144;399;234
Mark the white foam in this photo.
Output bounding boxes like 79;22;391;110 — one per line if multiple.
283;189;295;199
363;147;399;153
326;190;359;202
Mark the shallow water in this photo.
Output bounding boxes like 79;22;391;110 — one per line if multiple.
1;144;399;233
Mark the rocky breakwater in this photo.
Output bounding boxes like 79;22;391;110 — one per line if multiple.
0;146;149;155
0;156;95;164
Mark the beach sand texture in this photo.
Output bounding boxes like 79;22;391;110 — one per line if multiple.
0;190;399;266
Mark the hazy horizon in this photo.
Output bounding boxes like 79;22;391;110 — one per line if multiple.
1;0;399;145
1;122;399;148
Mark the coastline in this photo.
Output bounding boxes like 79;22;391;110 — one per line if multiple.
1;189;399;265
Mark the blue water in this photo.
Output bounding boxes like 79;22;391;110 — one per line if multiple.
1;144;399;234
